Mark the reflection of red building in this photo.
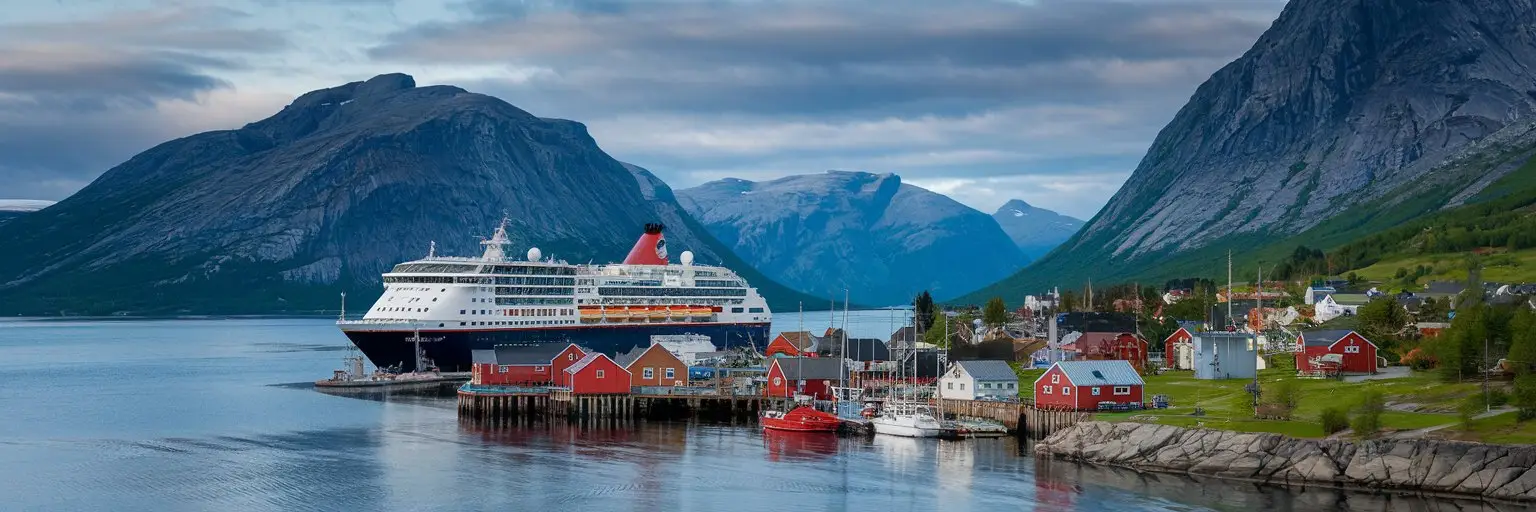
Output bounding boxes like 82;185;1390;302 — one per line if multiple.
1074;332;1149;368
762;429;839;462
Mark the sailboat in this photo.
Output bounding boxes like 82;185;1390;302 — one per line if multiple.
872;310;945;438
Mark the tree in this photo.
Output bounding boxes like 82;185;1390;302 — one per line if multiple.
983;297;1009;327
1346;271;1363;288
1059;290;1079;313
1418;297;1450;322
1356;296;1407;351
923;310;948;348
913;291;936;331
1507;307;1536;376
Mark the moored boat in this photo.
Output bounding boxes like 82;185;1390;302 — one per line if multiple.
871;401;946;438
761;405;842;432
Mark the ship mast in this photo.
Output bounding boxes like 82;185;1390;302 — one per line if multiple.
480;216;512;261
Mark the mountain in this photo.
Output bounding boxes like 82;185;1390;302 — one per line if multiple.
991;199;1084;259
0;200;53;225
0;74;819;315
965;0;1536;301
676;171;1026;305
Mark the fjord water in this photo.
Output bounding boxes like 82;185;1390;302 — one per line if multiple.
0;315;1481;511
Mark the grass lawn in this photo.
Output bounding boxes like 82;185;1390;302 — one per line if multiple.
1451;411;1536;444
1090;369;1488;440
1351;248;1536;285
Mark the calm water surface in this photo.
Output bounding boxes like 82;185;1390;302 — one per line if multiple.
0;314;1490;511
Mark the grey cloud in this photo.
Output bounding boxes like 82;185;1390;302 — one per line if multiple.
373;0;1276;116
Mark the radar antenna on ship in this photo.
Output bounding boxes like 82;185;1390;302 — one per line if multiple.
480;216;512;261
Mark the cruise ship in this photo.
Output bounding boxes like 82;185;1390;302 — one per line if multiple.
337;221;772;371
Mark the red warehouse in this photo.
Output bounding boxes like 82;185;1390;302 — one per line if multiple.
765;357;843;400
615;344;689;387
469;344;578;386
764;331;819;358
1034;360;1145;411
550;344;589;387
1296;330;1378;374
563;353;631;395
1075;332;1150;368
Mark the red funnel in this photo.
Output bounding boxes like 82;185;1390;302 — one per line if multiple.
623;223;669;265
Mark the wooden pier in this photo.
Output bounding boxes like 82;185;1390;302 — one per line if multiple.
459;385;799;423
936;398;1092;438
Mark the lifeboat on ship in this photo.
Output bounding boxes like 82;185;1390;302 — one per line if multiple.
648;306;671;320
579;307;602;322
668;305;690;319
761;406;842;433
689;306;713;319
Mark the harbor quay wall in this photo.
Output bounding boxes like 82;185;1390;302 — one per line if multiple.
1035;421;1536;502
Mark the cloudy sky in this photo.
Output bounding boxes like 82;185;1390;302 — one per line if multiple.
0;0;1285;219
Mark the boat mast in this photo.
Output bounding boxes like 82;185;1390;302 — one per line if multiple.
841;288;849;386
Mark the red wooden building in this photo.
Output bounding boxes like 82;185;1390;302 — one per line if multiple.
563;352;631;395
1033;360;1144;411
550;344;589;387
471;344;591;386
1296;330;1378;374
615;344;689;387
1163;328;1193;369
765;357;843;400
764;331;819;358
1074;332;1150;368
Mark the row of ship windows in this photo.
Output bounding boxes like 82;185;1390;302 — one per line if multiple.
460;308;575;316
458;320;577;327
379;307;430;313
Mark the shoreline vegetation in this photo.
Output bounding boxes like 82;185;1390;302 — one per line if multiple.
1036;421;1536;503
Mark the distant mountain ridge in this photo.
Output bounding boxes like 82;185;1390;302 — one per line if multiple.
0;200;53;225
965;0;1536;302
991;199;1084;260
677;171;1026;305
0;74;819;315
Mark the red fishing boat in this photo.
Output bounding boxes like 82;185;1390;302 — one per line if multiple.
760;405;842;433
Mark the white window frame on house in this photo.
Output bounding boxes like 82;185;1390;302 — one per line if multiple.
1051;374;1060;384
1092;387;1101;396
960;383;966;390
665;368;675;379
1113;386;1131;395
947;382;953;390
643;367;654;379
1344;345;1360;354
1063;387;1071;396
534;366;544;372
1043;385;1053;395
1007;382;1015;389
596;370;605;379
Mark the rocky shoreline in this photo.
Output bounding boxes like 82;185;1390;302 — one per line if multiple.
1035;421;1536;502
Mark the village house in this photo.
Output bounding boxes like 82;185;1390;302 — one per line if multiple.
843;337;892;379
563;352;631;394
765;357;844;400
764;331;820;358
469;344;569;386
938;360;1019;400
615;344;689;388
1305;284;1337;305
470;344;583;384
1034;360;1145;411
1296;330;1379;374
1192;332;1258;380
1072;332;1149;368
1313;295;1359;323
550;344;589;387
1163;328;1195;370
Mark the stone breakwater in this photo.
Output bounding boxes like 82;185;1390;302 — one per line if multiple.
1035;421;1536;502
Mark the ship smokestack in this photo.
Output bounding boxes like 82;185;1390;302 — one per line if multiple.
623;223;669;265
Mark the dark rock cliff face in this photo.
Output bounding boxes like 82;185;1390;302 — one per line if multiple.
991;199;1084;260
971;0;1536;299
677;171;1026;305
0;74;814;314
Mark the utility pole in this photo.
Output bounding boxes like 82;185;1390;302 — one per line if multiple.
1227;251;1234;329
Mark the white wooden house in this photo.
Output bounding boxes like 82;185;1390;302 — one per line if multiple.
938;360;1019;400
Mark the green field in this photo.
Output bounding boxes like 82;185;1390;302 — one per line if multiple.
1350;248;1536;285
1011;362;1536;442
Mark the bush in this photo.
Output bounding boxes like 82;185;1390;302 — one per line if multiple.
1459;395;1485;431
1514;375;1536;421
1352;391;1385;438
1488;389;1510;408
1400;347;1437;370
1321;406;1349;435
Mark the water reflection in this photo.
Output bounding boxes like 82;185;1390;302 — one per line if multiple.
762;429;840;462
